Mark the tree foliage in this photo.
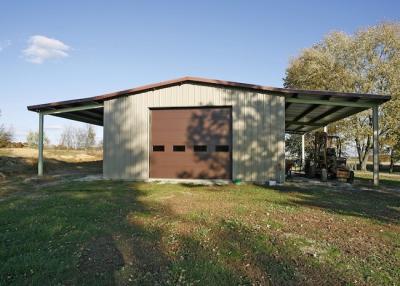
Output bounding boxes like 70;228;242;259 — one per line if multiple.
26;131;50;148
285;134;302;158
284;22;400;170
0;126;13;148
85;125;96;149
0;110;13;147
285;134;315;160
59;124;96;149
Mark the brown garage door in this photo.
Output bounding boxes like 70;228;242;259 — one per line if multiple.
150;107;232;179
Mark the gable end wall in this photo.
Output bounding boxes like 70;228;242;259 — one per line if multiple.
103;83;285;182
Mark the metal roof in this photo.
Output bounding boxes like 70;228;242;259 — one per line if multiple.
27;76;390;133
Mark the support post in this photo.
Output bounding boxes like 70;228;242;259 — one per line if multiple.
38;113;44;176
372;105;379;186
301;134;305;171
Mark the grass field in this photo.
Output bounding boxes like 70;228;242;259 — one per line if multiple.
355;170;400;187
0;148;399;285
0;147;102;176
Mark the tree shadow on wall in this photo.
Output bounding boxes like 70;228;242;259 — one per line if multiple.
105;98;146;179
181;90;284;182
178;107;231;179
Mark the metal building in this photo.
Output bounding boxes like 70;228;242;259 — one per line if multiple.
27;77;390;184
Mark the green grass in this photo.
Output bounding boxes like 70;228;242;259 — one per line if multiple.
0;181;399;285
355;170;400;187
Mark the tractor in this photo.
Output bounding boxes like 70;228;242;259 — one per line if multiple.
305;132;354;183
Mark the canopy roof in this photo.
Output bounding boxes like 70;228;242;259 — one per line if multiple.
27;76;390;134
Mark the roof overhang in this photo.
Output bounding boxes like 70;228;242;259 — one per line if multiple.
284;92;389;134
27;76;390;132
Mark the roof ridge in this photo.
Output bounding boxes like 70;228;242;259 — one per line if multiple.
27;76;390;112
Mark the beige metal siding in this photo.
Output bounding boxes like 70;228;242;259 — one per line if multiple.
103;83;285;182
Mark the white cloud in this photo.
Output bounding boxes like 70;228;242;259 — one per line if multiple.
0;40;11;52
23;35;70;64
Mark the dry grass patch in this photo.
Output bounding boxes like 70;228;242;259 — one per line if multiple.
0;147;102;199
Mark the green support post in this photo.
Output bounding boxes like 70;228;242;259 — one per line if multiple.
372;105;379;186
38;113;44;176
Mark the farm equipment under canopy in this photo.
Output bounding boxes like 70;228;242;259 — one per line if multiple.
305;132;354;183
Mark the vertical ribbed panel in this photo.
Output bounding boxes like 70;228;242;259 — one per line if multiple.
103;83;285;182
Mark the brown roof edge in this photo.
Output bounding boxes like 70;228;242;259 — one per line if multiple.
27;76;391;112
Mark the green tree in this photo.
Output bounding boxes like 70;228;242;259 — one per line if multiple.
285;134;302;158
284;22;400;170
0;109;13;147
285;133;315;161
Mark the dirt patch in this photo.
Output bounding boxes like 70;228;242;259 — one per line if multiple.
277;209;400;260
78;236;124;277
74;175;103;182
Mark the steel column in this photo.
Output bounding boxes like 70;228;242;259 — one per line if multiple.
373;105;379;186
301;134;305;171
38;113;44;176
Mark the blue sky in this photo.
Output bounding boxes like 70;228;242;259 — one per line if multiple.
1;0;399;143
